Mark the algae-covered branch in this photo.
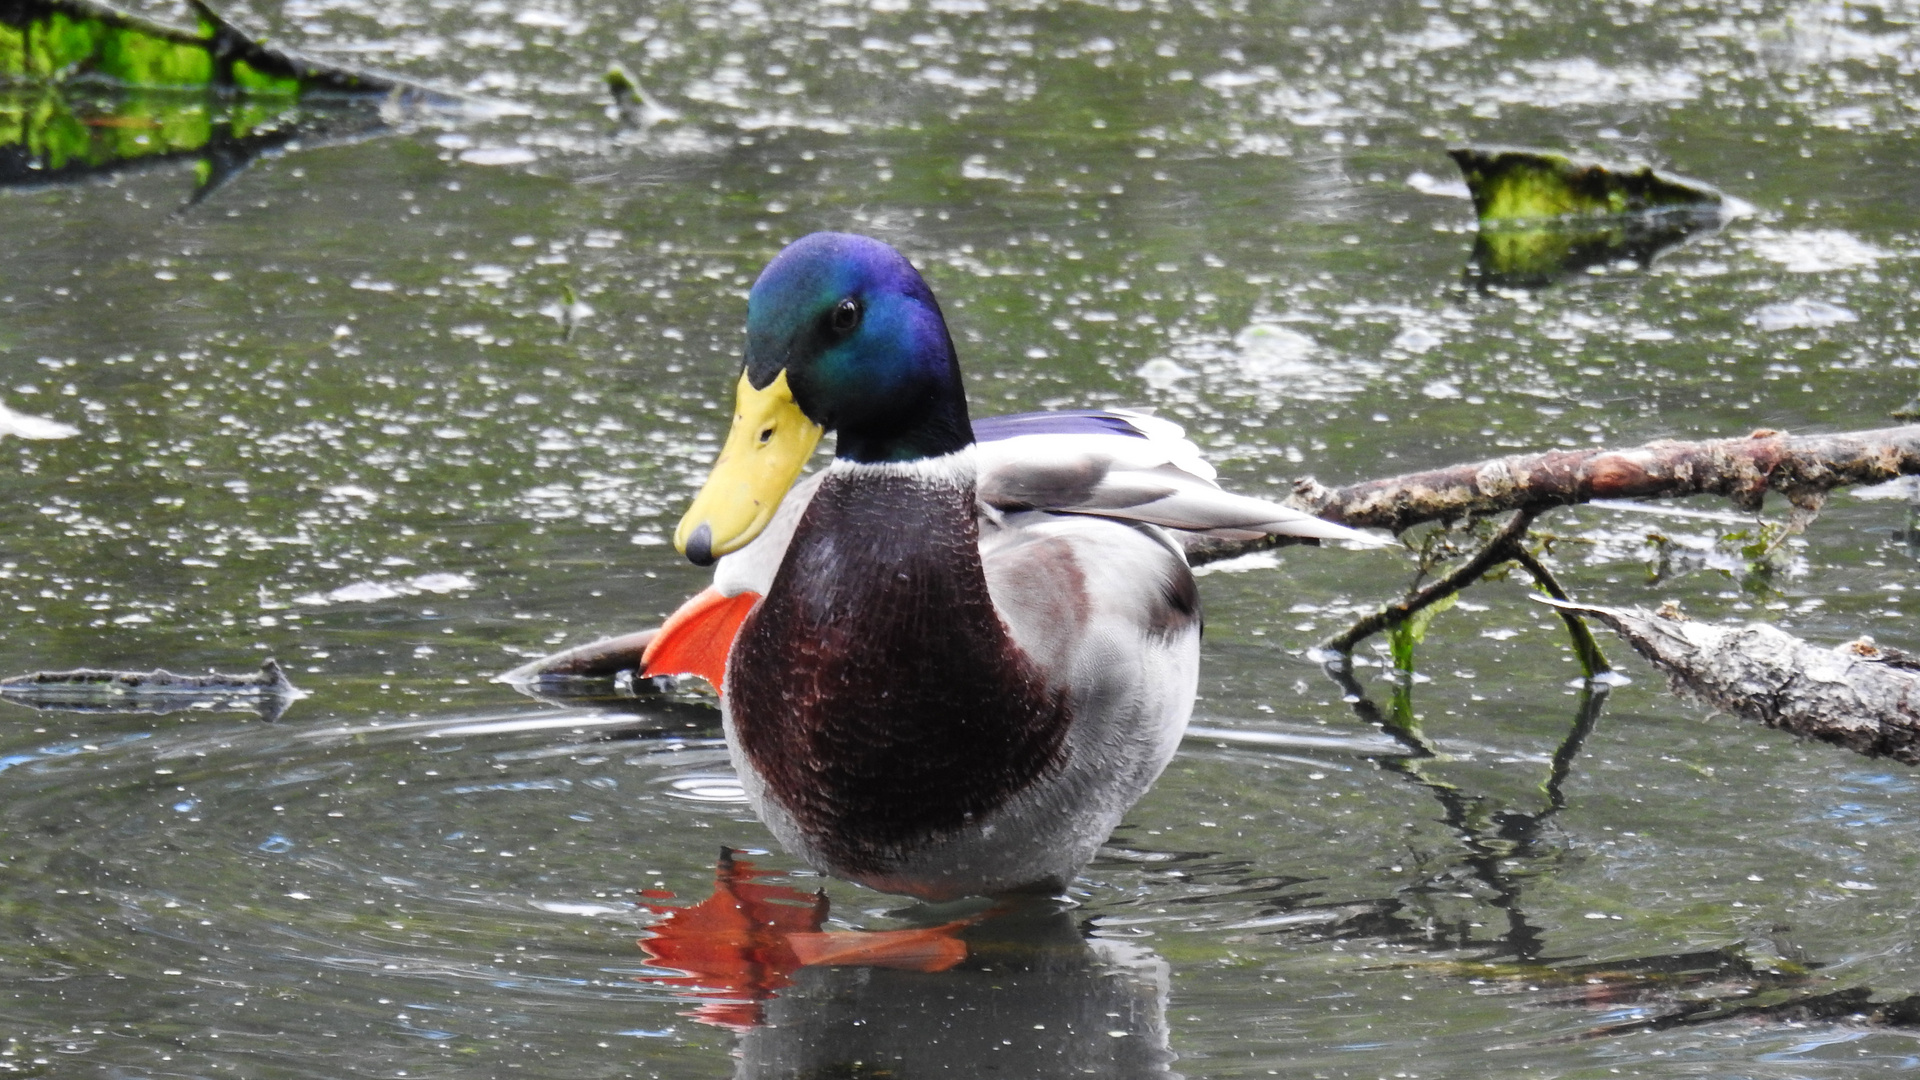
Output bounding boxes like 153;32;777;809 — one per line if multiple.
1447;146;1729;287
0;0;452;196
1;0;397;94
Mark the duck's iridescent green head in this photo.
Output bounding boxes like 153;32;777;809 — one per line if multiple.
673;232;973;565
744;232;971;463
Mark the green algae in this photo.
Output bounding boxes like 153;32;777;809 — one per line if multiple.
229;57;299;97
0;0;396;94
2;0;222;89
1;85;279;181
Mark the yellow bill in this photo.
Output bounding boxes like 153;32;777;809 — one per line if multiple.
674;370;824;565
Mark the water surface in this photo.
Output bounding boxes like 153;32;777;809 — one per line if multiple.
3;0;1919;1075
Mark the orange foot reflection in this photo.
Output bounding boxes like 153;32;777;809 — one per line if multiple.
638;849;970;1031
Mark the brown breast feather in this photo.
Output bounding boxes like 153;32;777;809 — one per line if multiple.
728;469;1073;877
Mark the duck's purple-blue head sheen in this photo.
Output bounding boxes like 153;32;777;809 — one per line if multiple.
743;232;973;464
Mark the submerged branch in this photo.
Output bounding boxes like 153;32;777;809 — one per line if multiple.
1318;508;1615;673
0;658;301;721
0;658;294;695
1510;547;1611;679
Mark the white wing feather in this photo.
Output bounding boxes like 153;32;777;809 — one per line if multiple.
974;417;1381;545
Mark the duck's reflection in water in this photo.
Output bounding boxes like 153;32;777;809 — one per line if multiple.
640;852;1176;1078
742;907;1174;1078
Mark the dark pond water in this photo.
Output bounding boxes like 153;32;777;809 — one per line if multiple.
4;0;1920;1075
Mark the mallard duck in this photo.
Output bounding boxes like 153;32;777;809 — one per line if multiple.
643;232;1374;902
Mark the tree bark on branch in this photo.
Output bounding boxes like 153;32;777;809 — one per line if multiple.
1188;424;1920;565
1541;599;1920;766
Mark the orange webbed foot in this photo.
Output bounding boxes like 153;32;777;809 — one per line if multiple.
636;851;984;1029
640;587;761;690
786;921;971;972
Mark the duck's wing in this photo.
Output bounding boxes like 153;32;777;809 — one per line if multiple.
975;509;1200;873
975;408;1378;545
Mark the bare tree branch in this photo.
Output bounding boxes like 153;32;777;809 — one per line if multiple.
1296;424;1920;536
1321;509;1539;655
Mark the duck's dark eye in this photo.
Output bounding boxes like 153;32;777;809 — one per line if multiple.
829;297;862;334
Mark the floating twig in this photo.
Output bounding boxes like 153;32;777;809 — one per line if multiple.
0;658;302;721
606;63;680;129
